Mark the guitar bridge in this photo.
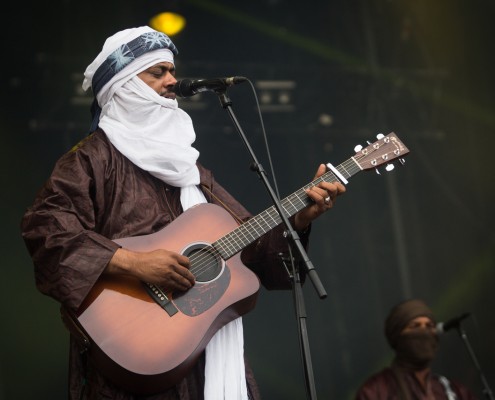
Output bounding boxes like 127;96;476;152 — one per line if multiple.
143;282;178;317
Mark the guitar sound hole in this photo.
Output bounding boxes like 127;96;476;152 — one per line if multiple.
184;243;223;283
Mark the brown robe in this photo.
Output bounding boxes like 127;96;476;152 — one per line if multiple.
21;129;309;400
355;364;477;400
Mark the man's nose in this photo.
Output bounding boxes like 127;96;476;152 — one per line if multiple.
167;73;177;85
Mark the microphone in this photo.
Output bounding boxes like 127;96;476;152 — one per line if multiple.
436;312;471;334
172;76;248;98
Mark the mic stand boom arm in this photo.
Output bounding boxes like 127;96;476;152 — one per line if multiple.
215;90;325;400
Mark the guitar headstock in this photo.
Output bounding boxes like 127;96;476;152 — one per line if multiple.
354;132;409;171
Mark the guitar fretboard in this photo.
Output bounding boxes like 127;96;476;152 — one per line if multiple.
213;156;362;259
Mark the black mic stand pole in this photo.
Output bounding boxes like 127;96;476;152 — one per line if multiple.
280;248;319;400
455;323;494;400
215;90;326;400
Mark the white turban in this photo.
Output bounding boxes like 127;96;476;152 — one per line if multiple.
83;26;177;93
82;26;178;131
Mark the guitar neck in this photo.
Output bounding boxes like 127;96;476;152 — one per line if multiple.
212;131;410;259
213;157;361;259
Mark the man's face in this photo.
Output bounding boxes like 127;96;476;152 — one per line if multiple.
395;315;439;369
401;316;436;334
137;62;177;99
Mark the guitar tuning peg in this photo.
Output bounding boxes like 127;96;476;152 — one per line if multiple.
375;168;381;175
376;133;385;140
354;144;363;152
399;158;406;165
385;164;395;172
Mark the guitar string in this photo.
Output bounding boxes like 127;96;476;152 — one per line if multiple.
186;137;400;278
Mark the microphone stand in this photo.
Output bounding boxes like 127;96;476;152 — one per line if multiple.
215;90;326;400
455;323;494;400
280;249;318;400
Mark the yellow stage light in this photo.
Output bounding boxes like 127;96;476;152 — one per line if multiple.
150;12;186;36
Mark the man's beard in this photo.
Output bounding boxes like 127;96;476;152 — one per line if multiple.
395;331;439;370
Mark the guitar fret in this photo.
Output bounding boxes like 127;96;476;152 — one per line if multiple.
284;193;299;213
237;225;252;244
337;164;351;179
231;228;248;250
242;224;258;246
240;222;257;246
266;208;280;226
251;213;268;234
343;158;361;175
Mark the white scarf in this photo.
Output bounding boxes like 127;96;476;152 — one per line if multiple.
98;76;205;207
84;27;248;399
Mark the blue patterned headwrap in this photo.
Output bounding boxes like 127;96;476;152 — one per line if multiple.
82;27;178;132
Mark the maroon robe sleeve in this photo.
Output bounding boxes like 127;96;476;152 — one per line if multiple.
355;367;479;400
355;368;397;400
21;134;120;310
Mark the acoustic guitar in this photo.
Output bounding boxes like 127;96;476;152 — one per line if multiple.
61;132;409;394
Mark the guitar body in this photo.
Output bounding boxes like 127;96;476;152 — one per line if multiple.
71;203;260;394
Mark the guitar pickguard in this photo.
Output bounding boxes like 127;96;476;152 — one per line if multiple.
173;264;231;316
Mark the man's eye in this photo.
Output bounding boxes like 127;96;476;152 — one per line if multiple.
146;69;162;77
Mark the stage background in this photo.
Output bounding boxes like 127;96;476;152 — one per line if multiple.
2;0;494;399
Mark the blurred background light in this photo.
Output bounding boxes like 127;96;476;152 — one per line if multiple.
150;11;186;36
